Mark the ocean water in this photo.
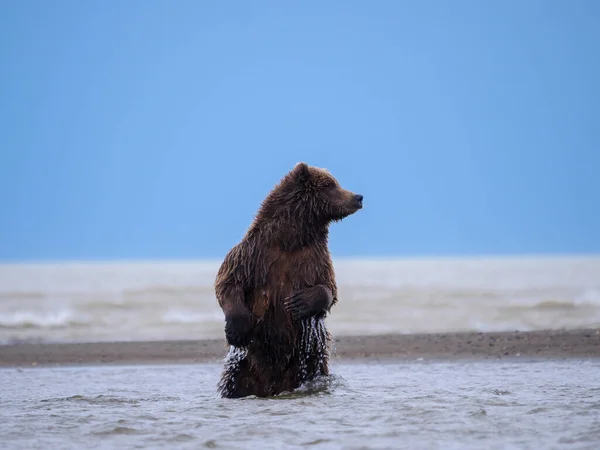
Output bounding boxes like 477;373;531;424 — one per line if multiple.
1;257;600;343
1;360;599;449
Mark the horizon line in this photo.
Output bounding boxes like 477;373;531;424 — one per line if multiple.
1;253;599;265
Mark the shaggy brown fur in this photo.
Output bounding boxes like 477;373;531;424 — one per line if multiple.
214;162;363;398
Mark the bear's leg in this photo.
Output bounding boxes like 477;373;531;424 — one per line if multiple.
217;346;258;399
292;317;332;386
315;319;331;377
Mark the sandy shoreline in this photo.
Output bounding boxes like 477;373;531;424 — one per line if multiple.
1;329;599;368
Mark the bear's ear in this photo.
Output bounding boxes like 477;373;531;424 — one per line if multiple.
292;162;311;183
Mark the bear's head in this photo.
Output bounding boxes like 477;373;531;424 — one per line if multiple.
292;162;363;222
258;162;363;227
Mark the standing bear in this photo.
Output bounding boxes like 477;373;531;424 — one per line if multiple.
214;162;363;398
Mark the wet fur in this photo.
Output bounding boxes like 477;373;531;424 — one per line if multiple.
215;162;362;398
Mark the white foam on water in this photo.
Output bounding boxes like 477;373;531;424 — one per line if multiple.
161;309;223;325
0;309;89;329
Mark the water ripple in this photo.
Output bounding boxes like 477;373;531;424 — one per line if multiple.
1;360;600;449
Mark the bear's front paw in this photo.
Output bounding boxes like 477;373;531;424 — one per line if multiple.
224;313;253;347
284;291;316;320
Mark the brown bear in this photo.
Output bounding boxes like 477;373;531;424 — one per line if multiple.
214;162;363;398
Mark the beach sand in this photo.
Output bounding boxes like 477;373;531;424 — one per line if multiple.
1;329;599;368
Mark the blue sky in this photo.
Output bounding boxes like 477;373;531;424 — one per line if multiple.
1;0;599;261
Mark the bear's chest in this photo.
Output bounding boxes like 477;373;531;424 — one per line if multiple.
267;250;322;291
254;245;330;314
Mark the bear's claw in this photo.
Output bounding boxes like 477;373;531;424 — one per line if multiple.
284;292;314;320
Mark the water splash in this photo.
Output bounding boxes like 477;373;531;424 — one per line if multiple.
274;373;348;399
224;345;247;366
216;345;248;397
298;321;309;381
298;316;330;383
221;345;247;379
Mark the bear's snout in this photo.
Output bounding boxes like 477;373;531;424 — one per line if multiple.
354;194;363;208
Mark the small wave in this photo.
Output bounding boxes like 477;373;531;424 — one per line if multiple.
575;289;600;306
40;394;180;405
0;310;90;329
167;433;196;442
124;285;215;298
529;295;600;310
41;395;139;405
0;291;46;300
533;300;579;310
528;407;551;414
500;292;600;312
91;426;140;436
490;389;512;396
162;309;223;324
270;374;349;399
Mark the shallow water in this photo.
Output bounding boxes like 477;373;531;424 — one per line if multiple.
1;257;600;343
2;360;599;449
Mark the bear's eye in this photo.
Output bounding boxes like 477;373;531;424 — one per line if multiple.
324;185;340;198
